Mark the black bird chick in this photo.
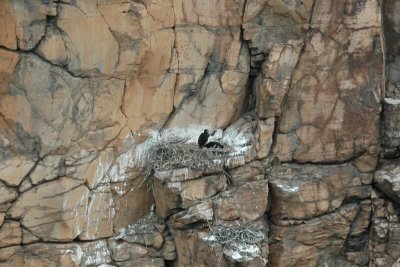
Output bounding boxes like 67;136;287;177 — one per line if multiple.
205;141;224;149
198;129;210;148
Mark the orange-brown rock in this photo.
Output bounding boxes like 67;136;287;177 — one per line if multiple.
228;160;265;185
0;221;21;248
172;220;269;267
0;182;17;206
153;171;226;218
0;49;19;86
35;25;67;66
255;40;303;118
3;1;57;50
112;180;155;233
255;118;275;159
276;0;383;163
79;185;114;240
9;177;89;241
0;156;34;187
0;1;17;50
173;0;245;27
168;27;250;128
0;241;112;267
168;201;213;229
0;0;396;266
269;204;360;267
30;155;64;185
213;180;269;221
57;2;119;76
110;241;149;263
21;229;40;245
243;0;312;71
269;163;369;223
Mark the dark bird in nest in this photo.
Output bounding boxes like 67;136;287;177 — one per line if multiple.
205;141;224;149
198;129;210;148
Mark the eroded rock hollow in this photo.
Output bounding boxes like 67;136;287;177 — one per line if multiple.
0;0;399;266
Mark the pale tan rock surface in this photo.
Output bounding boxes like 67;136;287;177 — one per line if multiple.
35;25;67;66
5;1;57;51
79;185;114;240
9;178;89;241
0;182;18;205
269;163;369;222
173;0;245;27
269;204;360;267
0;0;396;266
0;156;34;187
30;155;64;185
110;212;175;266
275;0;383;163
153;171;227;218
213;180;269;221
255;40;303;119
172;221;269;267
112;180;155;232
168;27;250;128
0;241;112;267
0;221;21;248
0;1;17;50
57;2;119;76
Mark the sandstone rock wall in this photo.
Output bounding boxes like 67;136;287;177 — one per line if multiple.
0;0;399;266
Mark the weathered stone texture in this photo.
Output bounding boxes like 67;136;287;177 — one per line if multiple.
269;163;370;222
0;241;112;267
79;185;114;240
0;0;396;266
172;221;269;267
0;221;21;248
370;191;400;267
57;2;119;76
383;98;400;148
168;27;250;128
9;178;89;241
153;171;227;218
275;0;383;163
269;203;361;267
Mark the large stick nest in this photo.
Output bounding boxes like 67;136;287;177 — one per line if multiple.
210;225;267;249
134;128;249;188
147;142;233;172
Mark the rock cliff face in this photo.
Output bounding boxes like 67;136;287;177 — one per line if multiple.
0;0;399;266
